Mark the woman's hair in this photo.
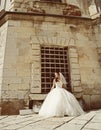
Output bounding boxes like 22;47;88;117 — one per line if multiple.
55;71;60;82
55;71;60;75
55;77;59;82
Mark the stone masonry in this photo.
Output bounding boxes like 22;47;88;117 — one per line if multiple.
0;0;101;115
0;109;101;130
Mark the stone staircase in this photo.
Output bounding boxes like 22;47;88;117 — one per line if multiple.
20;103;41;115
19;94;46;115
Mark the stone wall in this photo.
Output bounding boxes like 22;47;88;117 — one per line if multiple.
1;0;100;17
75;23;101;109
1;19;34;115
0;0;67;13
1;14;80;114
0;11;101;114
0;0;82;16
0;22;8;107
15;1;66;14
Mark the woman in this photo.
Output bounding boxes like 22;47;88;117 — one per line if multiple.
39;72;85;117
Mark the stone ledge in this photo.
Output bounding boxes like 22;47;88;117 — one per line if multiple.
1;10;99;27
19;109;34;115
29;94;47;100
33;1;66;5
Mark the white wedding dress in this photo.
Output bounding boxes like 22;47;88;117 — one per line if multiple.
39;81;85;117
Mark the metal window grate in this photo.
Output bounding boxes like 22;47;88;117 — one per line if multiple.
41;46;71;94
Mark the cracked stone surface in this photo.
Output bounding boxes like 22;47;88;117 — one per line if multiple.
0;110;101;130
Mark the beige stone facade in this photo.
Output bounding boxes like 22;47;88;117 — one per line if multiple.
0;0;101;115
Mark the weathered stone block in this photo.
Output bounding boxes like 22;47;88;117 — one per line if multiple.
72;80;81;86
8;20;21;27
91;95;101;109
71;74;80;81
20;21;34;27
17;56;25;63
83;95;91;110
70;53;78;58
30;87;41;94
71;69;80;75
12;2;21;8
70;48;77;53
21;77;30;84
16;70;30;77
3;69;16;77
29;94;47;100
18;83;30;90
3;77;21;84
1;90;18;99
74;87;82;92
18;90;29;99
11;0;23;3
19;109;34;115
32;50;40;55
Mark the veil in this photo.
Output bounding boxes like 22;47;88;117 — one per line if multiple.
59;72;67;89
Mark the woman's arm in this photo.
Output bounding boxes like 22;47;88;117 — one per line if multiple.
62;83;67;89
51;79;55;90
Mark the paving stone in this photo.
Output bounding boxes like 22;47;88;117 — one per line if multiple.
0;116;17;123
30;120;64;129
76;111;96;121
84;122;101;130
19;117;74;130
46;116;74;123
0;115;47;130
0;110;101;130
55;123;83;130
82;128;95;130
19;126;52;130
91;114;101;123
69;119;87;125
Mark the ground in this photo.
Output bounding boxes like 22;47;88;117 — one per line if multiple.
0;110;101;130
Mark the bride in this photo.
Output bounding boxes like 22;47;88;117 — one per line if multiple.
39;72;85;117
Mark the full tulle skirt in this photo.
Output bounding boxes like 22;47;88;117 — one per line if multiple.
39;87;85;118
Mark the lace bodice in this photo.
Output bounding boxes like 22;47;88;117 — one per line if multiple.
55;81;63;88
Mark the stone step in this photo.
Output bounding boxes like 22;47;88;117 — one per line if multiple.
19;109;34;115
